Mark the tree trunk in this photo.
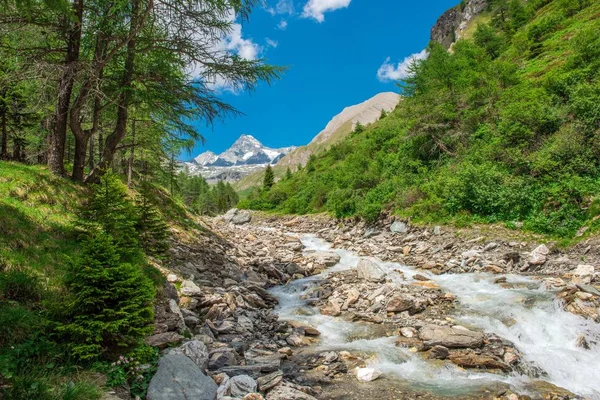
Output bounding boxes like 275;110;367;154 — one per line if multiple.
127;119;135;188
1;106;7;160
72;132;89;181
47;0;84;176
86;0;140;183
88;132;95;170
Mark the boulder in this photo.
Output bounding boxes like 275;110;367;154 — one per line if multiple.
390;220;408;234
355;367;382;382
343;288;360;309
147;354;217;400
357;258;386;282
419;325;484;349
232;212;252;225
529;244;549;265
572;265;595;285
429;345;449;360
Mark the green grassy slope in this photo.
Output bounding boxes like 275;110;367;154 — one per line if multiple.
240;0;600;238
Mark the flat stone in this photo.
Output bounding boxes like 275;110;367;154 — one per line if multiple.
147;354;217;400
430;345;449;360
257;370;283;392
449;352;511;372
419;325;484;349
228;375;257;398
310;251;341;267
180;280;203;297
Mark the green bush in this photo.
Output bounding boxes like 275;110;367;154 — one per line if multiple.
0;303;40;347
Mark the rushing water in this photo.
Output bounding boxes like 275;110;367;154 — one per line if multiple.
269;234;600;399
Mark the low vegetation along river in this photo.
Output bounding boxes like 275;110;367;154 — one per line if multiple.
268;232;600;399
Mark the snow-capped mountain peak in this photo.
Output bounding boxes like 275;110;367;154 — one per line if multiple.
189;135;297;181
194;150;218;166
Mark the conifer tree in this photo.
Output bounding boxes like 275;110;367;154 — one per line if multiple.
263;165;274;190
56;231;154;361
135;184;170;258
285;167;292;180
84;171;140;261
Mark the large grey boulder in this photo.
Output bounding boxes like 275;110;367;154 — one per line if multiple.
419;325;484;349
357;258;386;282
168;340;209;372
223;208;252;225
147;354;217;400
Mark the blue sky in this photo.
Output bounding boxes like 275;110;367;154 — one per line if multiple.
184;0;458;159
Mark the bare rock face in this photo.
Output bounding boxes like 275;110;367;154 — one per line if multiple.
419;325;484;349
431;0;488;49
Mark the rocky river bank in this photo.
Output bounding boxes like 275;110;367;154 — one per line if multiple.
136;210;600;400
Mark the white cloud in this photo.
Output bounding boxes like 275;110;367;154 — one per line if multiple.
277;19;288;30
266;38;279;48
376;50;428;82
301;0;351;22
267;0;295;15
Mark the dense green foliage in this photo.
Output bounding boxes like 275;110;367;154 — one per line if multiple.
241;0;600;238
176;173;239;214
0;164;170;398
263;165;275;190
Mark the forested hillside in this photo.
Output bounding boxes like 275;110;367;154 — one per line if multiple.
241;0;600;238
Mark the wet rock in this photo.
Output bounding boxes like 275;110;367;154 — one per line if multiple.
147;354;217;400
390;220;408;234
572;264;595;285
419;325;484;349
146;332;184;349
430;345;449;360
257;370;283;392
357;258;386;282
530;244;549;265
356;367;383;382
449;351;511;372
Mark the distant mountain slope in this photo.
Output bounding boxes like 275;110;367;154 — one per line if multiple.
234;92;401;191
239;0;600;238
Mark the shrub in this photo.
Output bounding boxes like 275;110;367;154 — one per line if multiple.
135;185;170;258
55;232;154;361
0;303;40;347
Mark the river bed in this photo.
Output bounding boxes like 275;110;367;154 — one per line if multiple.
269;234;600;399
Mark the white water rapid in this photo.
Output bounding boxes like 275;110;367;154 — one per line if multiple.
269;234;600;399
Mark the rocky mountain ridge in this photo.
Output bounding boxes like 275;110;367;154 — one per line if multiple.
430;0;488;49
